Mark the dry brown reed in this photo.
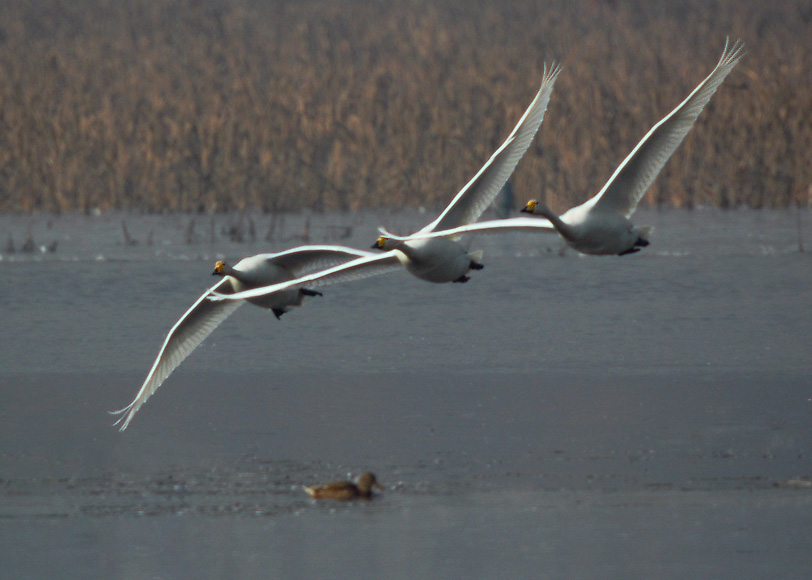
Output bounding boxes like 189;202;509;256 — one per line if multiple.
0;0;809;213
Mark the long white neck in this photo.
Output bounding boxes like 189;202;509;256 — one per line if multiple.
222;264;242;280
534;204;579;242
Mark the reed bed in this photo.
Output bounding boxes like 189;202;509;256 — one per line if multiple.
0;0;809;213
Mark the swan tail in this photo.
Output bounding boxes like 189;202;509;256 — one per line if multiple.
469;249;484;263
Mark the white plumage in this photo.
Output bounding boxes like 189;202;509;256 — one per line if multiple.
521;40;743;255
112;245;375;430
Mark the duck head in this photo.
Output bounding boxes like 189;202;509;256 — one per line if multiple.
357;472;383;493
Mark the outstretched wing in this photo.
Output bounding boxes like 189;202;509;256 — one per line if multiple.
112;278;242;431
209;252;405;303
379;216;555;242
255;245;377;277
591;39;744;218
419;63;561;234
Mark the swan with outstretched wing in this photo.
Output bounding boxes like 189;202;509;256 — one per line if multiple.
112;245;376;430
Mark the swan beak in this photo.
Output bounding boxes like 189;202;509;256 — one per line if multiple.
520;206;531;213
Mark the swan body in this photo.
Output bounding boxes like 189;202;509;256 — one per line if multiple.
372;235;483;283
397;237;482;284
213;255;312;317
113;245;375;430
523;201;652;255
523;39;743;256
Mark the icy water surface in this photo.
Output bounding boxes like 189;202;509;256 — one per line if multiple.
2;208;812;579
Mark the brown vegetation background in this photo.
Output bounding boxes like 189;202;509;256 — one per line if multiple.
0;0;809;213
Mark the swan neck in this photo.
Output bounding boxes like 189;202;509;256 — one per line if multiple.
540;206;577;241
394;241;417;260
222;265;245;283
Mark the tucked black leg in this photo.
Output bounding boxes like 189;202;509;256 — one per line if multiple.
469;261;484;270
635;237;650;247
618;247;641;256
300;288;323;297
453;275;470;283
272;308;286;319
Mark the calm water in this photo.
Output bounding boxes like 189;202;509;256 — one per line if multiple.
2;208;812;579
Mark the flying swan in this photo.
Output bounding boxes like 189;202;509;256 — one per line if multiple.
521;39;744;255
112;245;376;430
370;63;560;282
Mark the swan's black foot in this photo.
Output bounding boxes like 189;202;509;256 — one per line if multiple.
469;261;484;270
618;247;641;256
453;275;471;283
272;308;286;319
300;288;322;297
635;237;650;247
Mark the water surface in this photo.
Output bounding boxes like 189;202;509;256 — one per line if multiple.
2;209;811;579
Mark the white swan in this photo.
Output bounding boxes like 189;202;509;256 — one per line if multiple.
518;39;744;256
371;235;485;283
112;245;375;430
209;250;406;303
370;64;560;283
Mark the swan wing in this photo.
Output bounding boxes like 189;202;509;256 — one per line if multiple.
255;245;377;277
385;217;556;241
209;252;405;302
112;278;243;431
419;64;561;233
591;39;744;218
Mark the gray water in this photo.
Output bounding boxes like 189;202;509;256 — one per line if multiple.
2;208;812;579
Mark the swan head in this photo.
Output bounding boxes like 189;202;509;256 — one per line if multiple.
521;199;555;219
372;236;394;250
521;199;540;214
212;260;228;276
